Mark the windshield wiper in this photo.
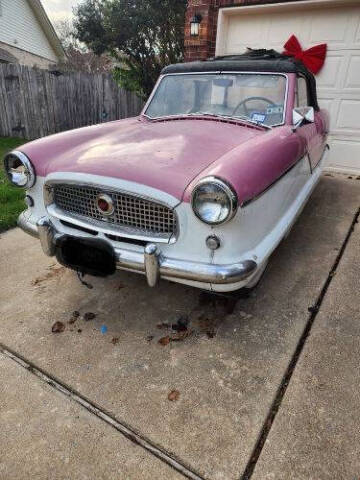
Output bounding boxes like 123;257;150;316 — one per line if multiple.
187;112;272;130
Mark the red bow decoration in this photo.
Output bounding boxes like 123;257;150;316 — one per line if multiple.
283;35;327;74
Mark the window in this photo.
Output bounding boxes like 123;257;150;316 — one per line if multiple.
296;77;309;107
145;73;288;126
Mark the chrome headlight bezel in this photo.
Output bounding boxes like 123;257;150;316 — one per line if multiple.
3;151;36;189
191;176;238;225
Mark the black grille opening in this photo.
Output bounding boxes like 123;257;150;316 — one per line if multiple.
105;233;147;247
60;220;98;236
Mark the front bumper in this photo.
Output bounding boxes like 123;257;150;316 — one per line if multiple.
18;212;257;288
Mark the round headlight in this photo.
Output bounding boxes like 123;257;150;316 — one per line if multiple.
4;151;35;188
191;177;237;225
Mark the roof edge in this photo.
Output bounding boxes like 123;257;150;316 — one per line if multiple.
27;0;65;60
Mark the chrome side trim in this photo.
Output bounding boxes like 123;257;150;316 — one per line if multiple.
18;213;258;286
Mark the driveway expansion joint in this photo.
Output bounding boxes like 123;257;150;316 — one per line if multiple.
240;206;360;480
0;345;207;480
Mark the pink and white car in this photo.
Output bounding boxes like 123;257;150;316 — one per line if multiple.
4;51;329;292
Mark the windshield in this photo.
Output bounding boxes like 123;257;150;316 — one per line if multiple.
145;73;287;127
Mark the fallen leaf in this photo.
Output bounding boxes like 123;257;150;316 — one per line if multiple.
171;315;189;332
170;330;193;342
206;329;216;339
157;322;169;329
52;321;65;333
168;390;180;402
68;311;79;324
84;312;96;321
31;266;65;286
158;336;170;346
77;329;82;333
111;337;119;345
146;335;154;342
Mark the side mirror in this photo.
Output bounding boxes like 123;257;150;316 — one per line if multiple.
292;106;315;130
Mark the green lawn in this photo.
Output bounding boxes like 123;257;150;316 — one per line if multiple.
0;137;27;232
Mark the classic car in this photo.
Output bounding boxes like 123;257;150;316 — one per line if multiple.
4;50;329;292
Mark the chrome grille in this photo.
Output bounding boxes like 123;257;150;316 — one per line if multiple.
53;184;176;235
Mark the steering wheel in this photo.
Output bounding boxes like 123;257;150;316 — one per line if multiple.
232;96;276;117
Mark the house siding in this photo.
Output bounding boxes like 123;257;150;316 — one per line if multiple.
0;41;56;68
185;0;311;61
0;0;58;64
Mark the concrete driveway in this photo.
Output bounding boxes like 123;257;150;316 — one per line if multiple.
0;174;359;480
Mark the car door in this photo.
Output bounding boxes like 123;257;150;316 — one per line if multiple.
295;76;325;171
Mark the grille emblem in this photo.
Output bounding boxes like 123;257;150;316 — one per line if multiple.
96;193;114;216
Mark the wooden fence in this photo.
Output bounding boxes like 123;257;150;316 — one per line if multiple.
0;64;144;140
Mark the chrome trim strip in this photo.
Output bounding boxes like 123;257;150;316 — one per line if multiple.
18;213;257;286
47;204;175;244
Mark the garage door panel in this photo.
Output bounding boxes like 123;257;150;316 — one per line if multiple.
267;13;309;46
309;8;351;46
316;55;342;89
337;99;360;130
344;55;360;88
317;51;360;91
326;138;360;173
318;94;360;135
226;17;268;52
356;20;360;43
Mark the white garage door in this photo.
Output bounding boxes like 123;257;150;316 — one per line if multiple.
216;0;360;174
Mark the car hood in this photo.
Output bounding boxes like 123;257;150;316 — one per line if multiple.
20;116;262;201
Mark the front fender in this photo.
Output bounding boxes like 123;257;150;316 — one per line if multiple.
183;126;305;205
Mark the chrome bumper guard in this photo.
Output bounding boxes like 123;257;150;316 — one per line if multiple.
18;213;257;287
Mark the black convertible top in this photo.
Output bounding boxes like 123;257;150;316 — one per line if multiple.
161;49;319;110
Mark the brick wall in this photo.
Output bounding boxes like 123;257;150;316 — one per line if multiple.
184;0;304;61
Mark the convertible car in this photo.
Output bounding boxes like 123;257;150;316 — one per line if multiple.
4;50;329;292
